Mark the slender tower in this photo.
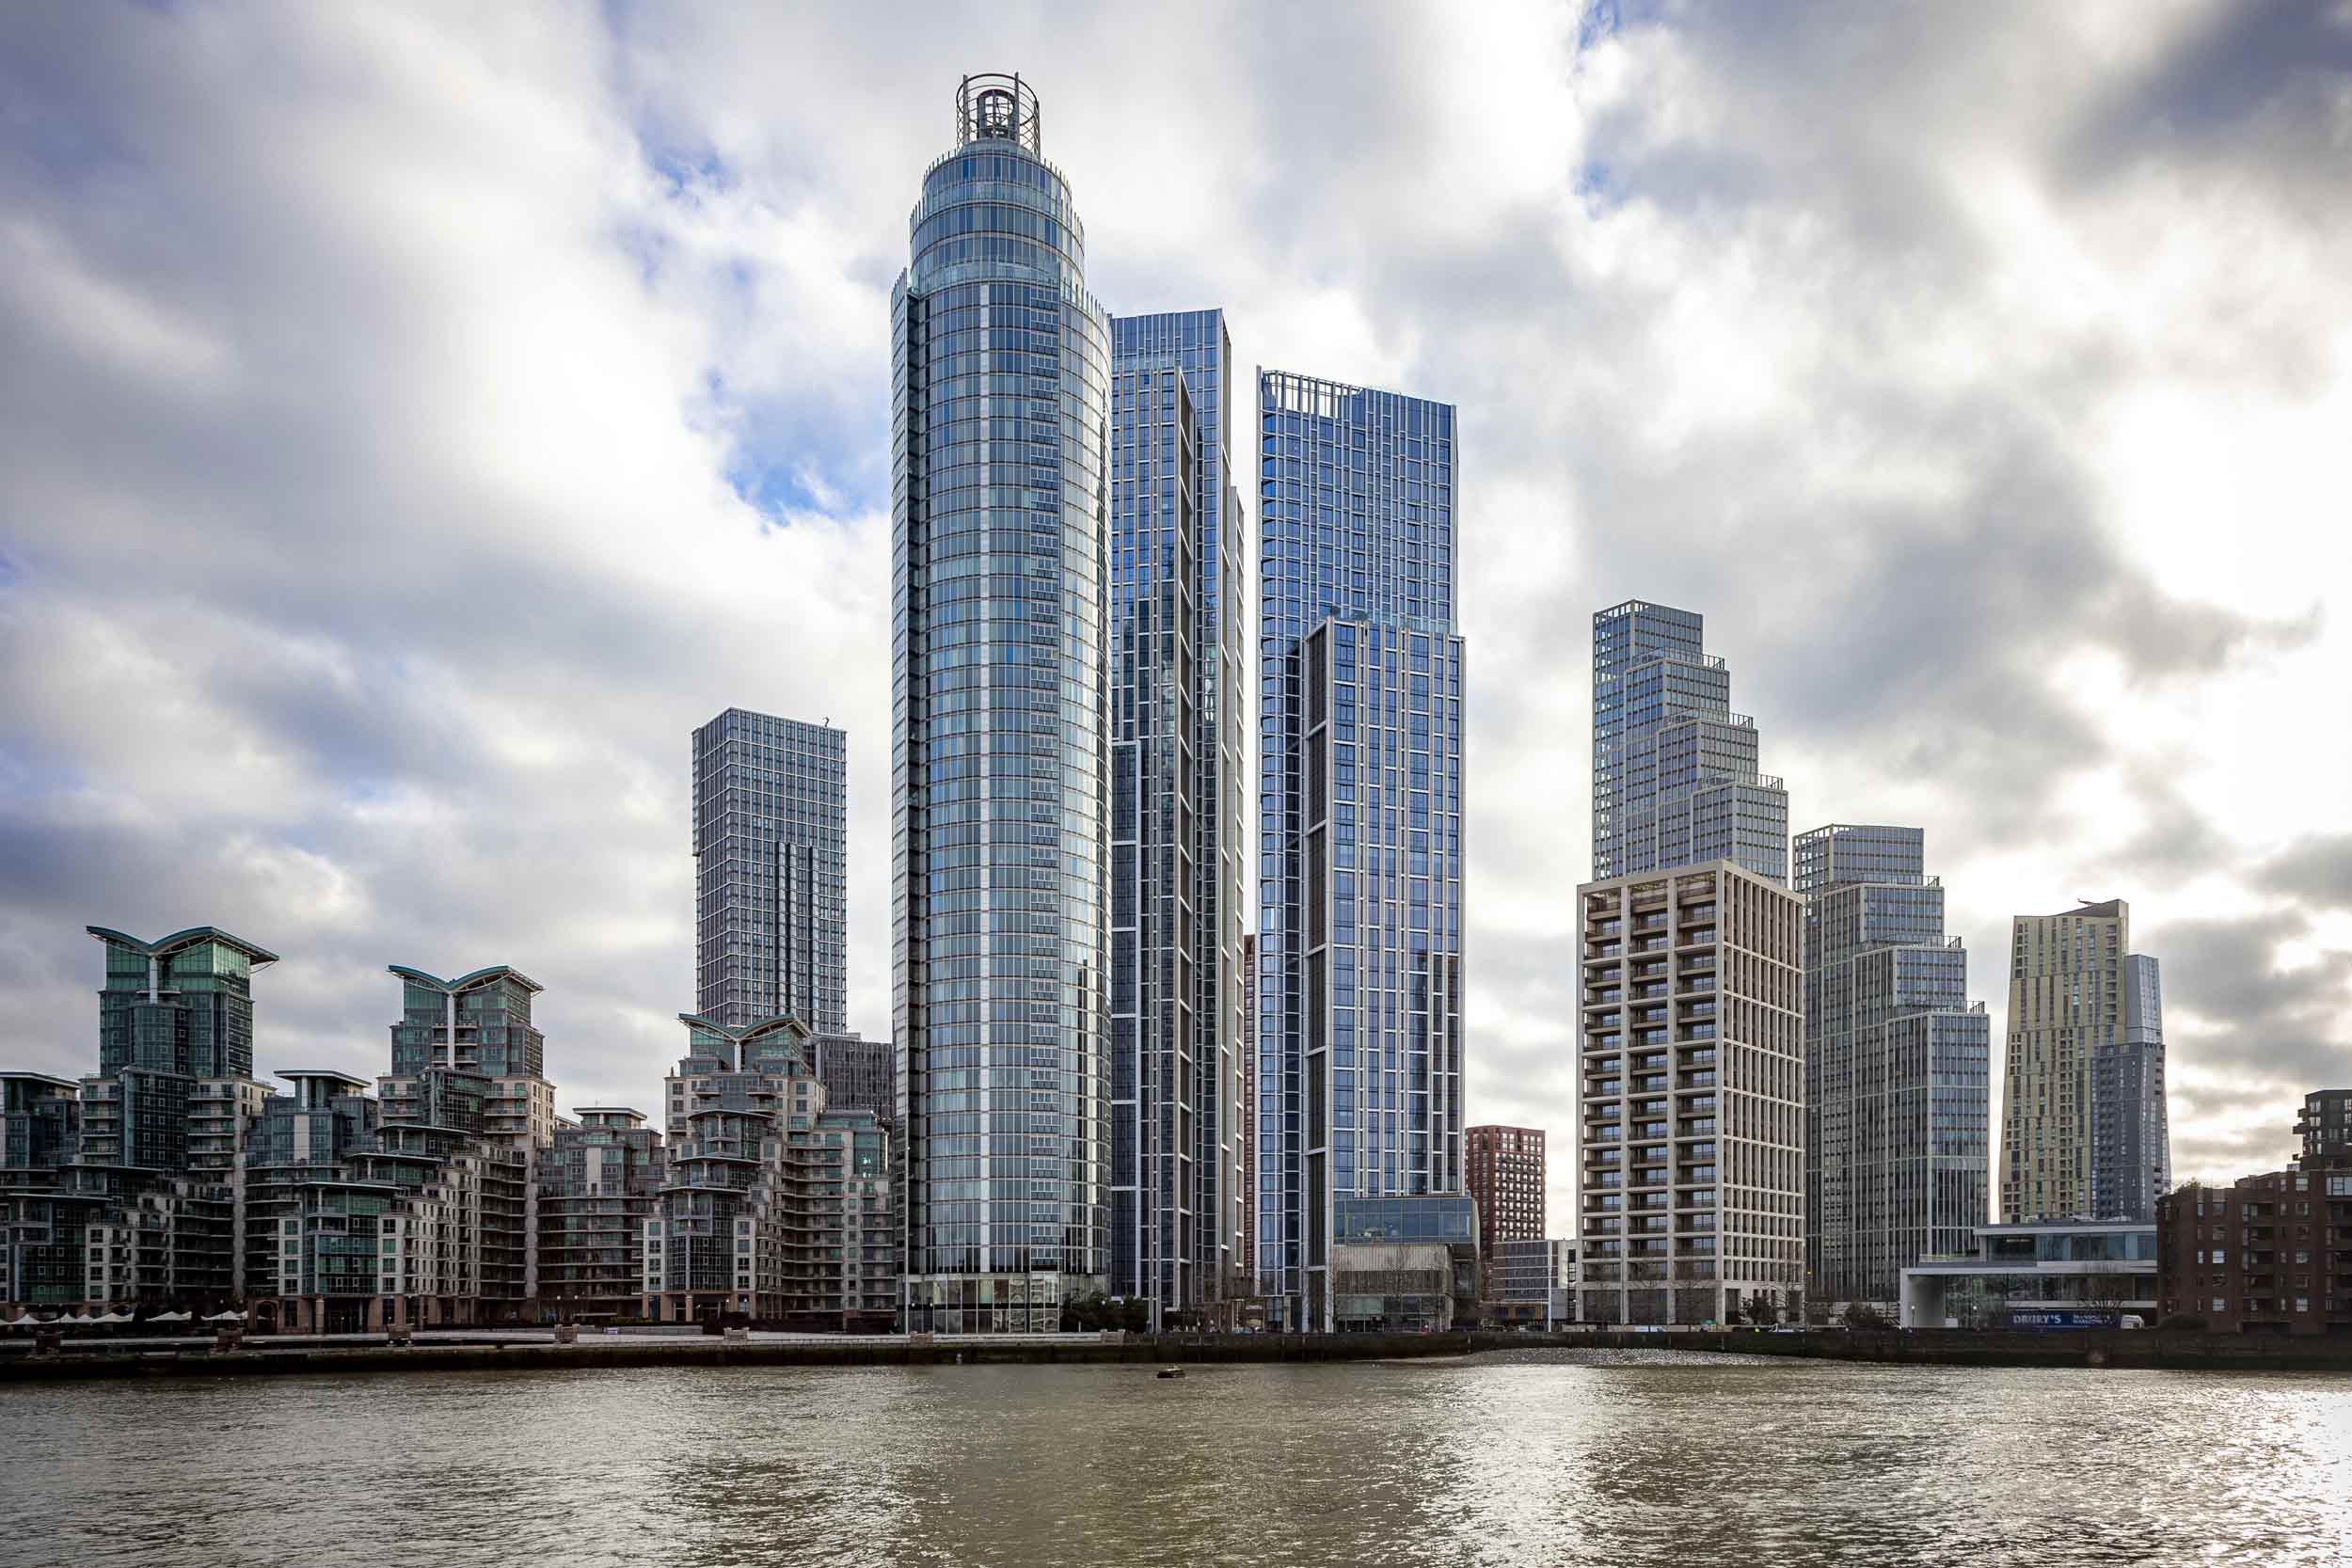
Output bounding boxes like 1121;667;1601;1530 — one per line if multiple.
691;708;848;1034
1105;310;1247;1325
892;75;1112;1332
1796;824;1990;1307
1256;370;1466;1332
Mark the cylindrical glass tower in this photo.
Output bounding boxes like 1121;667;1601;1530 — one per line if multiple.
892;73;1111;1331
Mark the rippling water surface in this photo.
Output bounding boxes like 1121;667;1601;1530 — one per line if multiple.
4;1349;2348;1567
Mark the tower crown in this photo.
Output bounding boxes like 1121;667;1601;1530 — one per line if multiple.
957;73;1041;152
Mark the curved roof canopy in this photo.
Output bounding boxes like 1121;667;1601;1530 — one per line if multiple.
86;926;280;968
386;964;545;996
675;1012;811;1042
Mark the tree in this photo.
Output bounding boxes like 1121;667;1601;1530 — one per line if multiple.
1741;1291;1778;1327
1841;1301;1890;1331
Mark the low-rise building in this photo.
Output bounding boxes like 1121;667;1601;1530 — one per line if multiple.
1899;1218;2156;1327
2156;1163;2352;1335
1490;1236;1578;1326
1330;1195;1479;1332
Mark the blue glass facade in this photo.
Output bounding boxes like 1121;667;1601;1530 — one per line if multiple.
1256;370;1465;1331
1105;309;1247;1317
892;75;1112;1327
1591;600;1788;883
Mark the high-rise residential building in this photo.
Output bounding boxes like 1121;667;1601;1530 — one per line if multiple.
1466;1124;1546;1294
1237;931;1257;1294
813;1033;897;1124
2296;1088;2352;1170
0;1072;85;1309
0;1073;80;1180
2001;900;2169;1223
691;708;849;1034
243;1068;390;1332
365;966;549;1323
1796;824;1990;1307
384;964;560;1302
385;965;559;1151
2090;952;2170;1222
1105;309;1247;1323
645;1014;896;1329
1256;369;1466;1332
1577;863;1805;1325
540;1108;667;1322
891;74;1111;1330
16;927;283;1313
1590;601;1788;885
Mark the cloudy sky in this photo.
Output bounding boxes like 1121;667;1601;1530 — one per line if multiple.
4;1;2348;1227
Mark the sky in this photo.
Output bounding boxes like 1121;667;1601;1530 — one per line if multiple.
3;0;2349;1232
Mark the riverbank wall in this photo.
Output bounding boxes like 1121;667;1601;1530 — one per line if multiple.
8;1325;2349;1382
0;1328;1520;1382
1663;1327;2352;1371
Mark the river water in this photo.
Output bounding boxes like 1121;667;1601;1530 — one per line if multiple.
4;1348;2347;1567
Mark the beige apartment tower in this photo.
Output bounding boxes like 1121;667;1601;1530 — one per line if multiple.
1577;862;1806;1325
2000;899;2169;1223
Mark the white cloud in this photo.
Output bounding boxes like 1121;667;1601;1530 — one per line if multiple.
2;0;2347;1237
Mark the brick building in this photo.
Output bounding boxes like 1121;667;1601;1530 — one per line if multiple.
2295;1089;2352;1171
2156;1162;2352;1336
1467;1125;1546;1295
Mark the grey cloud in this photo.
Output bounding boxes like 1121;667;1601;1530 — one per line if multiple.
2256;833;2352;911
2151;911;2352;1090
2061;0;2352;189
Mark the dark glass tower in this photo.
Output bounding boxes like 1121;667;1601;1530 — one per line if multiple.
1106;309;1247;1321
691;708;849;1034
1256;370;1465;1331
892;74;1112;1331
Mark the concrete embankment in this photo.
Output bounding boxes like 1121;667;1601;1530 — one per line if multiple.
9;1326;2349;1382
0;1328;1530;1383
1625;1327;2352;1371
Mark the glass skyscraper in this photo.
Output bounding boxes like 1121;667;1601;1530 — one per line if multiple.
1796;824;1990;1307
1256;369;1465;1331
891;74;1112;1330
691;708;849;1034
2091;952;2169;1222
1591;600;1788;884
1105;309;1247;1319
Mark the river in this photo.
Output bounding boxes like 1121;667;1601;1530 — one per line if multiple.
3;1348;2346;1566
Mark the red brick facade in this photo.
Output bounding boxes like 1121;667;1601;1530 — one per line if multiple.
1467;1124;1546;1292
2156;1161;2352;1336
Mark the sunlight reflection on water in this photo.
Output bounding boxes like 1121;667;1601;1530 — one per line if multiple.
3;1351;2347;1567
